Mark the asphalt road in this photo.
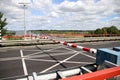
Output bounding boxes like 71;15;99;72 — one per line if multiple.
0;41;120;79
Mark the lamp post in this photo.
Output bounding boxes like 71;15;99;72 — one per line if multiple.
0;24;1;41
19;2;30;40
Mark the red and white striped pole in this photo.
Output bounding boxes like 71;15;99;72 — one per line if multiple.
39;36;97;54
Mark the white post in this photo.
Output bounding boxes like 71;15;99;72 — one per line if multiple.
19;2;30;40
23;4;26;40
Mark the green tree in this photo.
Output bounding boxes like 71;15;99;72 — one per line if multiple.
108;26;119;34
6;31;16;36
94;28;102;34
94;26;120;34
0;12;7;36
101;27;108;34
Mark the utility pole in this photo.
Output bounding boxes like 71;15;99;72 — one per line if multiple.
19;2;30;40
0;24;1;41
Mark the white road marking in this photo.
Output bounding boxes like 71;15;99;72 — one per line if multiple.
64;61;94;64
25;46;64;56
26;58;94;65
20;50;28;75
22;50;42;51
80;51;96;59
0;57;21;61
27;51;76;59
26;58;57;63
40;52;80;73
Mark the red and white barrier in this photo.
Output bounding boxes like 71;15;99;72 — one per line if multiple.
39;36;97;54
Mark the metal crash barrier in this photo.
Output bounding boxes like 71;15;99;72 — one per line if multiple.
3;61;119;80
60;66;120;80
5;63;98;80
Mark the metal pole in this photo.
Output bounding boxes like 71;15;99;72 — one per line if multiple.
23;4;26;40
19;2;30;40
0;24;1;41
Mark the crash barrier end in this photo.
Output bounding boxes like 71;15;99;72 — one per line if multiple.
96;46;120;65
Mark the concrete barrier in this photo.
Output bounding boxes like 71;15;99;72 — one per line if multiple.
96;47;120;65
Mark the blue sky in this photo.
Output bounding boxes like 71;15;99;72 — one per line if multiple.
31;9;43;16
52;0;64;4
0;0;120;30
101;14;120;21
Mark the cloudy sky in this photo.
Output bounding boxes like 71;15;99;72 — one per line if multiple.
0;0;120;30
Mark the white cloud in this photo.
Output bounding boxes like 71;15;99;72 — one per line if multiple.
0;0;120;30
59;1;85;12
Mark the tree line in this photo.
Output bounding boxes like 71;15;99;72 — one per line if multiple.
32;26;120;35
93;26;120;34
31;30;88;34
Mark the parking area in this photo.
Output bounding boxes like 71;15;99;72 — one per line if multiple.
0;41;120;79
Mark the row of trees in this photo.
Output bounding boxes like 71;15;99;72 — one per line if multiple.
33;26;120;35
94;26;120;34
31;30;88;34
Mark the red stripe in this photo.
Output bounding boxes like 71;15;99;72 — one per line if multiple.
83;47;90;52
71;44;77;48
63;42;68;45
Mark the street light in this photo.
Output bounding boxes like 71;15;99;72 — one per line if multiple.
18;2;30;40
0;24;1;41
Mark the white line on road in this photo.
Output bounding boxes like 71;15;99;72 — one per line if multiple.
26;58;94;65
80;51;96;59
0;57;21;61
40;52;80;73
27;51;76;59
26;58;57;63
20;50;28;75
64;61;94;64
25;46;64;56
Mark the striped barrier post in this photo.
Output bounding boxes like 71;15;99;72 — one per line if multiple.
40;36;97;54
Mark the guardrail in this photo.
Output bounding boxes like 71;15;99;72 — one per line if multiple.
60;66;120;80
2;61;119;80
